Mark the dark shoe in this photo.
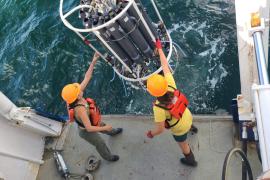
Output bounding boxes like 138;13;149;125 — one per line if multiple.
180;150;197;167
109;128;123;136
190;124;198;134
108;155;119;162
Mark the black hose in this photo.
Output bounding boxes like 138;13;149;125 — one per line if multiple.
222;148;253;180
242;140;247;180
256;141;262;163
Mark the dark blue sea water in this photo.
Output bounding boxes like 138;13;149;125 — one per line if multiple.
0;0;265;116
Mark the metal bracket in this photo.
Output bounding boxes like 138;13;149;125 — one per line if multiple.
236;94;253;122
248;18;266;36
9;107;31;125
265;18;270;27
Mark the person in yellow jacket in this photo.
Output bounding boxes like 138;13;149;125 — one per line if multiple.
61;52;122;162
146;40;197;167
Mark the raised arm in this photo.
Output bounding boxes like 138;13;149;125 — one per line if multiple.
156;39;171;75
80;52;100;91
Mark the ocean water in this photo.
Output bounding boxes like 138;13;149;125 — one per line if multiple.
0;0;264;116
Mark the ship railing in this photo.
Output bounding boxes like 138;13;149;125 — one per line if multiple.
249;12;270;172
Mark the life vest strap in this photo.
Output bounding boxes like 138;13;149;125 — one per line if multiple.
153;86;188;125
154;103;170;110
72;104;85;108
68;98;101;128
165;119;180;129
168;85;176;91
70;104;87;128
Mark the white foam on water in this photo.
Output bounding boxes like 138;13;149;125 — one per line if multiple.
126;99;134;112
29;38;62;64
218;46;225;57
167;15;232;113
1;63;16;81
207;76;219;89
198;49;210;57
169;21;218;59
17;98;31;106
125;98;145;115
196;0;235;15
168;23;181;34
168;21;206;35
42;83;49;93
206;62;228;90
201;103;207;108
219;63;228;81
196;21;207;37
14;11;45;47
14;74;23;89
185;64;195;67
220;23;234;30
126;81;140;90
62;49;80;58
24;85;40;96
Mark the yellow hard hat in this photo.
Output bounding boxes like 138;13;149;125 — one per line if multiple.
146;74;168;97
61;83;81;104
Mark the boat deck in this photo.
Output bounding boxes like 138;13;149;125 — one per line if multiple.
37;115;262;180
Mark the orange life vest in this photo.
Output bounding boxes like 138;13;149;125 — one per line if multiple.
154;87;188;128
68;98;101;127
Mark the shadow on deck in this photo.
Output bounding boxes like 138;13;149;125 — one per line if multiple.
37;115;262;180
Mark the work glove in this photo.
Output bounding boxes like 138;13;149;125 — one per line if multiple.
146;130;154;138
155;39;162;49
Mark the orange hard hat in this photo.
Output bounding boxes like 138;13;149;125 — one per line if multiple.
61;83;81;104
146;74;168;97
